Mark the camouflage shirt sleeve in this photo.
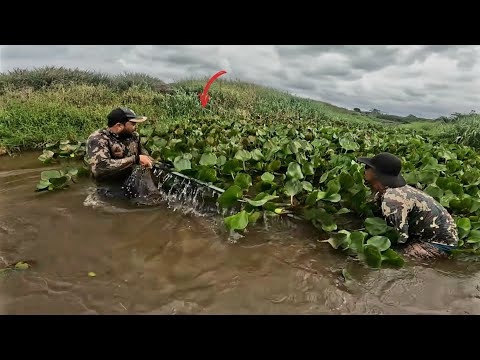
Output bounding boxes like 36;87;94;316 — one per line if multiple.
381;193;410;243
86;133;136;179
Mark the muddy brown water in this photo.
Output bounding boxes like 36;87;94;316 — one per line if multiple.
1;152;480;315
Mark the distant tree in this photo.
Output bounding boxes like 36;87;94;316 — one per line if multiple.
353;107;361;112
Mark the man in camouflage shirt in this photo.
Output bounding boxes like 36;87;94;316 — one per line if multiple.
85;107;154;198
357;152;459;259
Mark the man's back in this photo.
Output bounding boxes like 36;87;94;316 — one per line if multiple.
85;128;142;184
380;185;459;246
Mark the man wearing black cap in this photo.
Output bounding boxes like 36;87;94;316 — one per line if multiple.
84;107;154;198
357;152;459;259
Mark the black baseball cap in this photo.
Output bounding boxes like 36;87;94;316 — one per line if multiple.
357;152;406;188
107;107;147;126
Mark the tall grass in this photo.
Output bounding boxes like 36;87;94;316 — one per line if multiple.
437;115;480;148
399;115;480;149
0;67;386;151
0;66;171;93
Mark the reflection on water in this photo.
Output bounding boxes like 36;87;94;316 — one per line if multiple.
1;152;480;314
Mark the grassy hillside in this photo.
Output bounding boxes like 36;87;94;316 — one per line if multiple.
0;67;386;152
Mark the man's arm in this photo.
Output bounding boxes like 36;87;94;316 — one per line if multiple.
86;135;137;179
381;195;410;243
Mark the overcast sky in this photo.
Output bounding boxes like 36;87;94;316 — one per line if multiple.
1;45;477;119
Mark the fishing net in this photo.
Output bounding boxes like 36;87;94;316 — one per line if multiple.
122;166;164;205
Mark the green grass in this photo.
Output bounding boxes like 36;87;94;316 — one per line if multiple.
398;115;480;149
0;67;388;152
0;66;170;93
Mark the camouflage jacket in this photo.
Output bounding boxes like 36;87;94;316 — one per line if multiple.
84;128;149;184
376;185;459;246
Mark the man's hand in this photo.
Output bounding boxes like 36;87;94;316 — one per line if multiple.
139;155;153;168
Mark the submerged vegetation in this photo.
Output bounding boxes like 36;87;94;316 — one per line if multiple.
2;66;480;269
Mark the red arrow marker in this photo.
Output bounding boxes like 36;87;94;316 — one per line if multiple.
199;70;227;107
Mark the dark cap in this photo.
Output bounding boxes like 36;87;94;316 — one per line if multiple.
357;152;406;188
107;107;147;126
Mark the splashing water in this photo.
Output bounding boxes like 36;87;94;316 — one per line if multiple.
148;167;229;217
99;165;244;219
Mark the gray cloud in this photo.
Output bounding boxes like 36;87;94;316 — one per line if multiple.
1;45;479;119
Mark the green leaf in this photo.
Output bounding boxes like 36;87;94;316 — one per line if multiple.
317;209;337;232
363;244;382;268
234;173;252;189
197;167;217;183
302;163;315;176
248;211;261;223
462;170;480;186
424;185;443;202
366;236;391;252
417;170;438;184
251;149;264;161
466;230;480;243
267;160;282;172
339;172;354;189
199;153;217;166
41;170;62;180
336;208;351;215
323;232;349;250
448;183;464;196
403;172;417;185
66;168;79;177
319;172;329;183
365;217;389;236
49;176;69;187
223;159;242;175
288;141;302;154
36;179;51;190
302;181;313;192
38;150;55;163
235;150;251;162
246;194;279;207
349;231;368;254
217;155;227;166
284;179;303;197
339;137;359;151
217;185;243;208
381;249;405;267
287;162;304;180
322;223;338;232
436;177;451;190
324;194;341;203
456;218;471;239
261;172;275;183
385;228;400;244
224;210;249;230
325;179;340;196
14;261;30;270
342;269;353;282
173;157;191;172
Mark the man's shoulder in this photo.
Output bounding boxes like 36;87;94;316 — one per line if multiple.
87;128;109;142
382;186;416;205
383;185;439;207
